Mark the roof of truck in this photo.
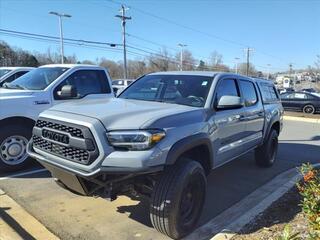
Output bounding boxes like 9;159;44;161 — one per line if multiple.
0;67;35;70
149;71;221;77
39;64;101;68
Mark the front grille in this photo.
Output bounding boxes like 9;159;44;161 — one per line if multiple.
33;118;99;165
35;120;84;138
33;136;90;164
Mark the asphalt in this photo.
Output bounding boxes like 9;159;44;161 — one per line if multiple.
0;120;319;240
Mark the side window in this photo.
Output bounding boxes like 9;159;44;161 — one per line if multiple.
216;79;239;104
269;86;279;100
3;74;15;83
123;78;162;101
293;93;307;99
15;71;29;79
307;94;317;100
239;80;258;107
54;70;111;100
260;83;279;102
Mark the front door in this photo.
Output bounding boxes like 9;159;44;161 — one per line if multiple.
52;69;112;105
212;78;247;167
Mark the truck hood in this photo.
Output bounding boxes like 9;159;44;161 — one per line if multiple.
0;88;34;98
47;98;202;130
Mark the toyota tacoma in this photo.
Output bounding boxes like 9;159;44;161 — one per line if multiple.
28;72;283;239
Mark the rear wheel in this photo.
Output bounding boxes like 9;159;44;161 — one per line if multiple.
0;125;32;172
255;129;278;167
150;159;207;239
303;104;315;114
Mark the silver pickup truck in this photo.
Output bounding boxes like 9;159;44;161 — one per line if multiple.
28;72;283;239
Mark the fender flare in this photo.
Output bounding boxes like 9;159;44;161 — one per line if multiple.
165;133;213;169
263;117;280;144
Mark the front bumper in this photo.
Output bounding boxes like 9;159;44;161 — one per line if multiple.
27;141;163;196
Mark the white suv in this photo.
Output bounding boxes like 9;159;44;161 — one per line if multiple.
0;64;114;172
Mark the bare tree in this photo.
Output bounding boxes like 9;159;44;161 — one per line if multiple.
98;58;122;79
81;59;95;65
237;62;257;76
210;51;223;66
128;60;147;78
0;41;38;67
148;48;175;72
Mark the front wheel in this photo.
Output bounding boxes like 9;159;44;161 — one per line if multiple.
150;159;207;239
0;125;32;172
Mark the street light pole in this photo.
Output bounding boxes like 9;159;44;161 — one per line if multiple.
234;57;240;74
267;64;271;80
49;11;71;64
116;5;131;79
178;43;187;71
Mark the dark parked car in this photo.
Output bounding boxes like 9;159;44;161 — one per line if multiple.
280;92;320;114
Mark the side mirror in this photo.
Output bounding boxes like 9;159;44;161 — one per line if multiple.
58;85;78;99
216;95;243;110
113;87;119;96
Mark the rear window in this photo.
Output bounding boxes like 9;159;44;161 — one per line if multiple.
259;83;279;103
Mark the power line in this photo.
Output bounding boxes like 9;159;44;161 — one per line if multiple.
0;29;120;47
106;0;291;64
106;0;248;48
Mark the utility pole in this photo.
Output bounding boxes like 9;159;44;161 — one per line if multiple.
244;47;254;76
267;64;271;80
234;57;240;74
115;5;131;79
178;43;187;71
49;11;72;64
289;63;294;88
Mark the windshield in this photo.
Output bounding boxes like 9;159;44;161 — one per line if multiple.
0;69;12;78
119;74;213;107
2;67;69;90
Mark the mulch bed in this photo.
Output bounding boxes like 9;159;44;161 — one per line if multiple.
233;187;310;240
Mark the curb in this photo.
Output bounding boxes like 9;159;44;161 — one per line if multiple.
0;188;60;240
185;163;320;240
283;115;320;123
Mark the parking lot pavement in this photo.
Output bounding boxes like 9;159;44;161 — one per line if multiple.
285;111;320;119
0;120;319;240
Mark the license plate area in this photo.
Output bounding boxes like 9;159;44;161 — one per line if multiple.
42;162;88;195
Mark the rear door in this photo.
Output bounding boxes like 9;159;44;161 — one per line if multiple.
238;79;264;149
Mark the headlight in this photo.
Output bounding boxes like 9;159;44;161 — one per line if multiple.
106;130;166;150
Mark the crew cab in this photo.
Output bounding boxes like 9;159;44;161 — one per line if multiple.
0;64;113;172
28;72;283;239
0;67;35;87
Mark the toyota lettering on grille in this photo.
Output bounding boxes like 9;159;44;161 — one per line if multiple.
42;129;69;144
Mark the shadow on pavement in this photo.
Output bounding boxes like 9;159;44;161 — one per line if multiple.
115;142;320;229
0;207;36;240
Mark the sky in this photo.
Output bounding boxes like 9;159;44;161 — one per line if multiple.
0;0;319;73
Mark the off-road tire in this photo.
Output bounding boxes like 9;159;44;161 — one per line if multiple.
255;129;278;167
303;104;315;114
0;125;32;172
150;159;207;239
